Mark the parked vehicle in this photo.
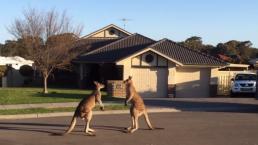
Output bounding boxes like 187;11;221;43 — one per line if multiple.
231;72;256;96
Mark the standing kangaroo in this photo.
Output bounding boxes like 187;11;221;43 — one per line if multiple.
63;81;105;136
123;76;154;133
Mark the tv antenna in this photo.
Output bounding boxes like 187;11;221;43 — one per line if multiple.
119;18;132;29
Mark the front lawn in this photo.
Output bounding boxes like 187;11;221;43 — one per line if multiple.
0;87;122;105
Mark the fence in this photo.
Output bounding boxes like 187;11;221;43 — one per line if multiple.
217;75;232;95
216;70;255;96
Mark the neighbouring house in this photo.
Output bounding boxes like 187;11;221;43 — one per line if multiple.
73;24;227;98
0;56;33;87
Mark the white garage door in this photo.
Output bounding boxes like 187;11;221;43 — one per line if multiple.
176;68;210;98
131;67;167;97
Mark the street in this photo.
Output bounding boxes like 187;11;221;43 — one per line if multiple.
1;112;258;145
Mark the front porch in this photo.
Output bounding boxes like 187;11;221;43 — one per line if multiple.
78;63;124;89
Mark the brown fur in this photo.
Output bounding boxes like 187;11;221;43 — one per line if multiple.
123;76;154;133
63;81;105;136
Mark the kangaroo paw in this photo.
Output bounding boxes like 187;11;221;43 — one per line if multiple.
124;127;132;131
85;132;96;136
129;128;137;133
88;128;96;132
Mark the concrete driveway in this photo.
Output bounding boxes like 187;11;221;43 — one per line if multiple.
0;112;258;145
144;98;258;113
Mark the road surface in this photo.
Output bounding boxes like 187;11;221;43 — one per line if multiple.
1;112;258;145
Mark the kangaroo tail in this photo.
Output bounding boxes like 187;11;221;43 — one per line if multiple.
63;115;77;135
144;111;165;130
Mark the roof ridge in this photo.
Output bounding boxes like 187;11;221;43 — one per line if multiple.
148;38;168;48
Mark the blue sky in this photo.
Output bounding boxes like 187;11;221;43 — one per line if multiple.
0;0;258;47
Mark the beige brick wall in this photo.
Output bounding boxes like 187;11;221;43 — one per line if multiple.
107;80;126;98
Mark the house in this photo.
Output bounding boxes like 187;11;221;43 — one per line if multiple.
0;56;33;87
74;24;226;98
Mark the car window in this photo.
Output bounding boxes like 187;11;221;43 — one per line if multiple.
235;74;256;81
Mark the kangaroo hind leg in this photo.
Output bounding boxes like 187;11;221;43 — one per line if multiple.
144;111;154;130
84;111;95;136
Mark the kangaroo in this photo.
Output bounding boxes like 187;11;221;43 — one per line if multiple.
123;76;155;133
63;81;105;136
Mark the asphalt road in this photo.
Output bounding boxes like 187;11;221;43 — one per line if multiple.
0;112;258;145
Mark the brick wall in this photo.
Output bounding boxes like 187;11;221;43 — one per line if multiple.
107;80;126;98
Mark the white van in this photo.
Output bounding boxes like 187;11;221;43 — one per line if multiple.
231;72;256;96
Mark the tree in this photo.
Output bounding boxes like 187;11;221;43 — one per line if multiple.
179;36;214;53
212;40;253;63
0;43;3;55
0;39;29;57
8;8;83;93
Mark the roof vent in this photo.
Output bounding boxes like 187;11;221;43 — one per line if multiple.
109;29;115;35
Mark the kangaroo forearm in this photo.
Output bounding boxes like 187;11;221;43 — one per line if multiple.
125;95;133;105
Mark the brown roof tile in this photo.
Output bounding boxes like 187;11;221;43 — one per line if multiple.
76;33;155;63
73;38;119;54
150;39;226;66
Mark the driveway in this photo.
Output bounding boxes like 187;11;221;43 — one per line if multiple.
0;112;258;145
144;98;258;113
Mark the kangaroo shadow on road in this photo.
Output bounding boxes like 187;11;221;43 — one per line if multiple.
0;122;67;134
0;122;126;135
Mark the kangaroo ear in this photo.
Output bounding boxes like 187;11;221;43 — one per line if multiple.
129;76;132;80
93;81;98;85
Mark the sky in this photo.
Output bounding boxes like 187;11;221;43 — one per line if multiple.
0;0;258;47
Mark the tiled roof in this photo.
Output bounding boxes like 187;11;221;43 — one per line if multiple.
75;34;225;66
150;39;226;66
73;38;119;54
76;33;156;63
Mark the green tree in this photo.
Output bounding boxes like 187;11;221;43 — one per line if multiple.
179;36;214;53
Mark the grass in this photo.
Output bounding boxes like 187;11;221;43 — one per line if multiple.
0;105;129;115
0;87;123;105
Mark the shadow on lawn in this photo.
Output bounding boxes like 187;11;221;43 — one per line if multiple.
31;91;121;101
144;98;258;113
32;92;87;99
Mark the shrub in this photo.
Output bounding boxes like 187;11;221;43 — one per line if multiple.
19;65;33;77
0;65;7;77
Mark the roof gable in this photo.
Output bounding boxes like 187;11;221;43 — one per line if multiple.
82;24;132;39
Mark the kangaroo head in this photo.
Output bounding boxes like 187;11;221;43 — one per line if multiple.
94;81;105;90
123;76;133;85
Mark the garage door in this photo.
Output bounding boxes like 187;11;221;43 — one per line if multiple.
131;67;167;97
176;68;210;98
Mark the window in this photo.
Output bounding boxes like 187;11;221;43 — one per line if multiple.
145;54;154;63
